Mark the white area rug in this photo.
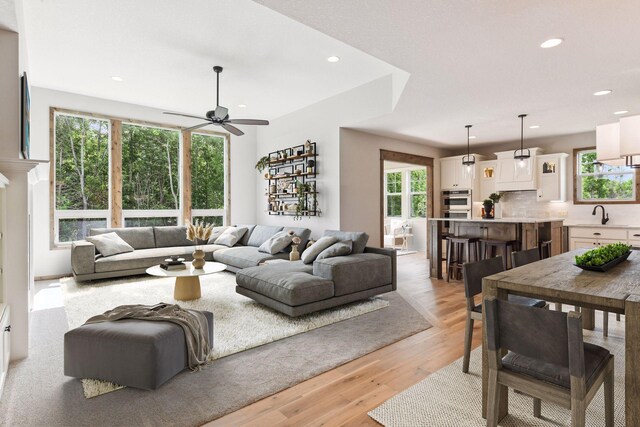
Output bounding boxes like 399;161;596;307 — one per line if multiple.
369;316;626;426
61;272;388;398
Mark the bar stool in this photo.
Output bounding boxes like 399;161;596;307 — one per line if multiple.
539;240;552;259
480;239;519;270
442;232;453;262
446;236;480;282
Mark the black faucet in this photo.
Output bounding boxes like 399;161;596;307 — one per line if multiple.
592;205;609;225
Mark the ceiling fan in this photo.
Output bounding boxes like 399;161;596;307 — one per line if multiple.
163;66;269;136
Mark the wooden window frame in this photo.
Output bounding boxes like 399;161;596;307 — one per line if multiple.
49;107;231;249
572;146;640;205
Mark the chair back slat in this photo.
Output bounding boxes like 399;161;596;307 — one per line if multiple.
462;257;504;298
511;248;541;268
485;298;571;368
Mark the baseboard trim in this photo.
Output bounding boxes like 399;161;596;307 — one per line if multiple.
35;273;72;281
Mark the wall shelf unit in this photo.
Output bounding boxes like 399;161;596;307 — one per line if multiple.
264;142;318;217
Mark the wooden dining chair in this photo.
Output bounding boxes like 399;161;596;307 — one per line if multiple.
485;297;614;427
511;248;611;337
461;257;546;373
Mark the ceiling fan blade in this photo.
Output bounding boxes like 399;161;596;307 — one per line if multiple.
226;119;270;126
163;112;208;121
222;123;244;136
214;106;229;120
183;122;212;132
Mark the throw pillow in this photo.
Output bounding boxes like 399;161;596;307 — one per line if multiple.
258;231;293;255
85;232;134;257
214;227;248;247
316;240;353;261
301;236;339;264
207;226;229;244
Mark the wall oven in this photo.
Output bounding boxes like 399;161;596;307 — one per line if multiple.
442;209;472;233
441;190;472;210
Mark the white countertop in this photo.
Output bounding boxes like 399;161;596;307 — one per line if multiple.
563;222;640;229
429;217;565;224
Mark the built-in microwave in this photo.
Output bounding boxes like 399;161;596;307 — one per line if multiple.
441;190;472;211
442;209;472;233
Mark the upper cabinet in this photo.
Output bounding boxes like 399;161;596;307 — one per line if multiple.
439;155;484;190
494;148;541;192
536;153;568;202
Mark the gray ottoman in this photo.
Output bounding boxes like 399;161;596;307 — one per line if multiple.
64;310;213;390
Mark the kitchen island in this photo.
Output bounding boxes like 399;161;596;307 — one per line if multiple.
428;217;565;279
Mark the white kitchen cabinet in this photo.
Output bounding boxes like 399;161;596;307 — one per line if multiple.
439;155;484;191
0;304;9;398
494;148;541;192
536;153;568;202
569;226;631;250
478;160;497;200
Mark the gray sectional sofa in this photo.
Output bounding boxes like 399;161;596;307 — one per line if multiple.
70;224;396;317
71;225;311;281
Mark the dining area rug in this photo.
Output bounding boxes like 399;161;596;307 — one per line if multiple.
369;315;626;426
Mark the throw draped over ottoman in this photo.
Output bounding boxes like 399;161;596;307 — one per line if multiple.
64;305;213;390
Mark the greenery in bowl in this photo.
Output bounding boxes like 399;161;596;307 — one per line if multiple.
575;242;632;267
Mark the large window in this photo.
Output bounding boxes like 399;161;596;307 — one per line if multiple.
575;148;637;204
122;123;180;226
51;109;229;245
191;133;226;226
53;113;110;242
385;172;402;217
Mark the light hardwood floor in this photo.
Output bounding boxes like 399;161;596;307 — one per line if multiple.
207;253;481;427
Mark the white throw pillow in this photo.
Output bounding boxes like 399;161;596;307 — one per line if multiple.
258;231;293;255
316;240;353;261
207;226;229;244
214;227;248;247
85;232;134;257
301;236;338;264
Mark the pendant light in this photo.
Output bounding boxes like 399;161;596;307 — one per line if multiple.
620;115;640;168
462;124;475;170
596;122;625;166
514;114;530;168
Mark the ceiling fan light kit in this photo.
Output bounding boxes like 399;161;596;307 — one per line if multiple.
163;66;269;137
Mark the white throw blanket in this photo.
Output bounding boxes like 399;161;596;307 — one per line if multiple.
85;303;211;370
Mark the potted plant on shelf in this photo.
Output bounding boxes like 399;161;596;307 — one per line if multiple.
488;192;503;219
482;199;494;219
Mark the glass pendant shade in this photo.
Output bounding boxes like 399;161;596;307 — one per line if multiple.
596;122;626;166
620;115;640;168
462;124;476;167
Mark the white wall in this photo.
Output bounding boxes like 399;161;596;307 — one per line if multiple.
456;131;640;224
30;87;256;277
340;128;452;249
0;29;20;159
255;75;397;239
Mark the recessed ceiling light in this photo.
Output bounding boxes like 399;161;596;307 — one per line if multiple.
540;38;563;48
468;136;477;139
614;110;629;115
327;56;340;63
238;104;247;108
111;76;123;82
593;90;612;96
529;125;540;129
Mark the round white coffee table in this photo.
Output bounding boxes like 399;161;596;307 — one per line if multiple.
146;261;226;301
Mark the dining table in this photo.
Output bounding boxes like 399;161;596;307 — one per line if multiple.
481;249;640;426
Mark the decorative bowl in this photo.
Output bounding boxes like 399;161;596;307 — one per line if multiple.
574;251;631;272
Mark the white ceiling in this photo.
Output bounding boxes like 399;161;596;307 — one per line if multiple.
256;0;640;147
0;0;17;31
22;0;403;123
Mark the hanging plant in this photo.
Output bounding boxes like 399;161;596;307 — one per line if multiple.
295;181;311;220
255;155;270;173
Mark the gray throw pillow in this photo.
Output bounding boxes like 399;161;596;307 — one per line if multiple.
316;240;353;261
301;236;338;264
258;231;293;255
214;227;248;247
207;226;229;244
85;232;134;257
